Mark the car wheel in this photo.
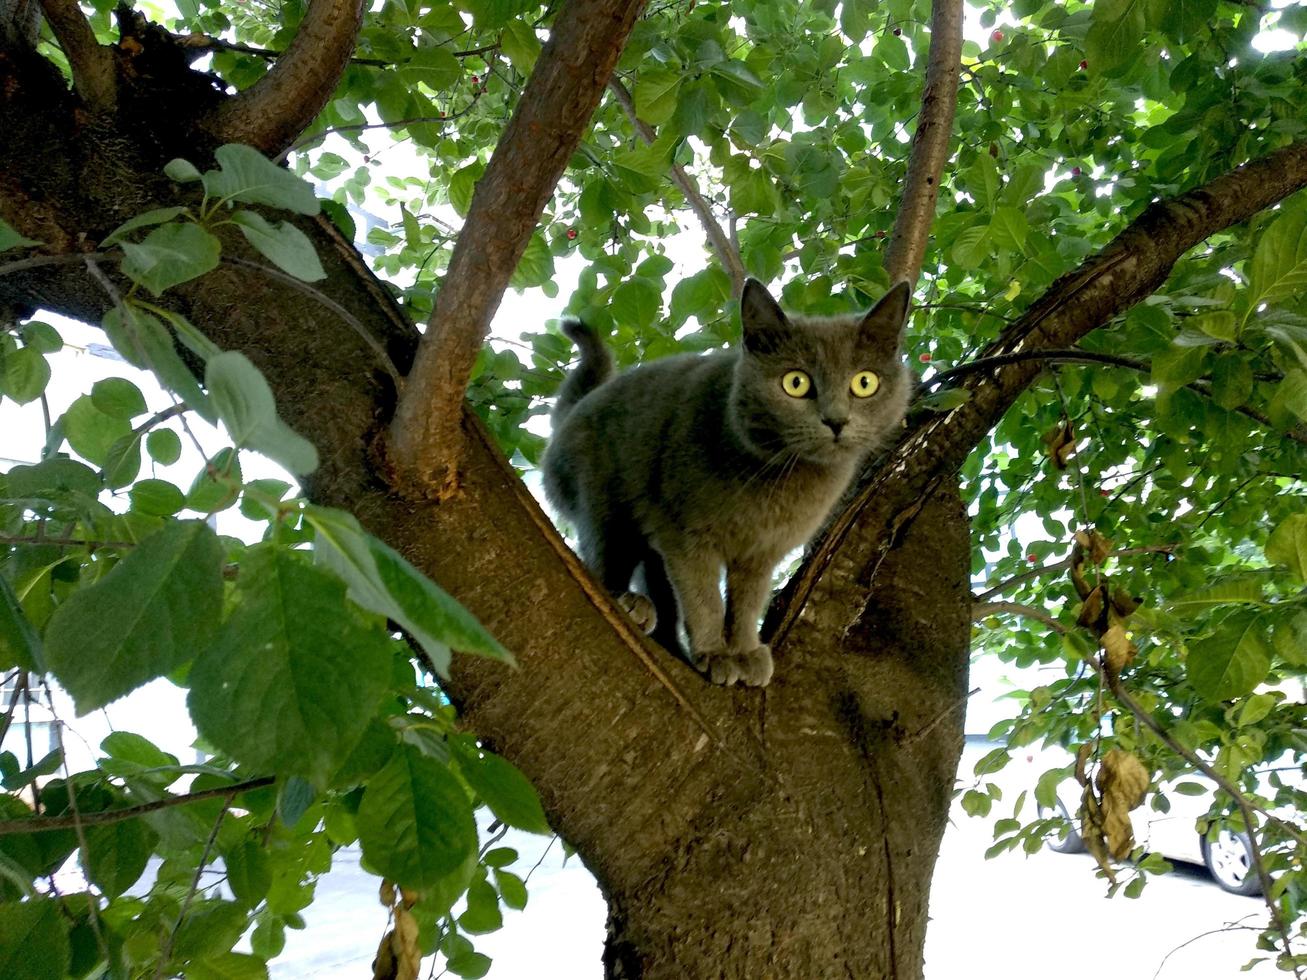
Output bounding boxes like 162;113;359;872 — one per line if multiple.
1039;799;1086;854
1201;829;1262;896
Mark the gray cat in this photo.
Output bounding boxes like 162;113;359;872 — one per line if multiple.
542;278;912;687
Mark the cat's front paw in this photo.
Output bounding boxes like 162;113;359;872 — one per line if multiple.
691;646;772;687
617;592;657;634
735;645;773;687
691;647;741;686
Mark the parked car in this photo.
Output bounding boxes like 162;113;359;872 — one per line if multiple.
1037;772;1261;896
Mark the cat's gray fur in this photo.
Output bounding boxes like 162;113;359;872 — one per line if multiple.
542;278;912;687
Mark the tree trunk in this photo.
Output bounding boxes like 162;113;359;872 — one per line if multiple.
0;46;971;978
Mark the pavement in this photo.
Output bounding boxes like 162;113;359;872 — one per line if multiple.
271;804;1275;980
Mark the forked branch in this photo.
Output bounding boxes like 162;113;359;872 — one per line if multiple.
770;137;1307;642
201;0;364;156
388;0;648;498
883;0;964;285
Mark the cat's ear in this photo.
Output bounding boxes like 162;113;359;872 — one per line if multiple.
740;278;789;354
859;281;912;341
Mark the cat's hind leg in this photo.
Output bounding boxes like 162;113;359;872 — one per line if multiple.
580;513;658;635
635;551;683;655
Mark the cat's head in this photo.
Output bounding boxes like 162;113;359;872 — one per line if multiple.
729;279;912;466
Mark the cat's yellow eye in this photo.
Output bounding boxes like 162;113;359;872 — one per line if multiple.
851;371;880;398
781;370;811;398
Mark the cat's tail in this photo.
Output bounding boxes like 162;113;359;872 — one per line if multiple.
553;317;614;424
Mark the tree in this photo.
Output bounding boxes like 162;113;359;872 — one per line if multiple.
0;0;1305;976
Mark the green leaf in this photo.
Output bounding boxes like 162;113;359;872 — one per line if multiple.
184;952;270;980
1248;203;1307;311
446;950;493;979
2;346;50;404
146;428;183;464
44;520;224;713
19;322;61;354
452;741;549;834
610;277;663;329
164;158;203;183
1266;513;1307;583
84;818;156;897
186;447;243;513
1187;612;1273;701
103;431;143;489
356;745;477;889
202;144;320;215
101;206;189;246
0;219;38;252
205;351;319;475
493;869;527;910
0;899;70;980
224;838;272;909
402;46;461;88
0;576;43;672
229;211;326;282
120;222;222;297
187;548;391;785
634;69;682;126
129;478;185;516
91;377;148;419
949;225;990;270
305;507;512;675
458;876;502;934
61;394;131;467
1168;577;1265;609
1085;0;1147;75
101;305;214;422
500;19;540;71
990;207;1028;254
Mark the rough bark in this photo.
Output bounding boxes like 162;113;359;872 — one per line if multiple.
388;0;648;496
36;0;115;108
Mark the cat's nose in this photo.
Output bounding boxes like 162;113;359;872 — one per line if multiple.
821;416;847;438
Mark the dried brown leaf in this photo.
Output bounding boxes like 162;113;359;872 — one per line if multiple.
1096;749;1150;859
1086;530;1112;565
1074;742;1094;787
1101;624;1137;679
1110;587;1140;618
1043;419;1077;470
1077;585;1106;630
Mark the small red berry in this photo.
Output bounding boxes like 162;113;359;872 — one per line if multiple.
1100;488;1111;497
918;352;932;363
438;112;446;119
566;228;578;240
892;27;902;36
1071;166;1082;177
471;75;479;84
1027;553;1038;563
1078;60;1088;70
991;29;1004;43
874;230;886;239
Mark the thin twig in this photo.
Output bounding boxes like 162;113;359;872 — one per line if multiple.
972;600;1068;633
155;795;232;979
0;535;137;549
607;77;746;296
974;546;1175;602
0;776;274;834
220;257;404;385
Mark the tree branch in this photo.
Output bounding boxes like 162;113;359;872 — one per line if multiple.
972;600;1068;633
0;776;274;834
201;0;364;156
921;348;1307;447
387;0;647;498
607;76;746;297
973;546;1175;602
37;0;115;108
769;138;1307;641
883;0;963;285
